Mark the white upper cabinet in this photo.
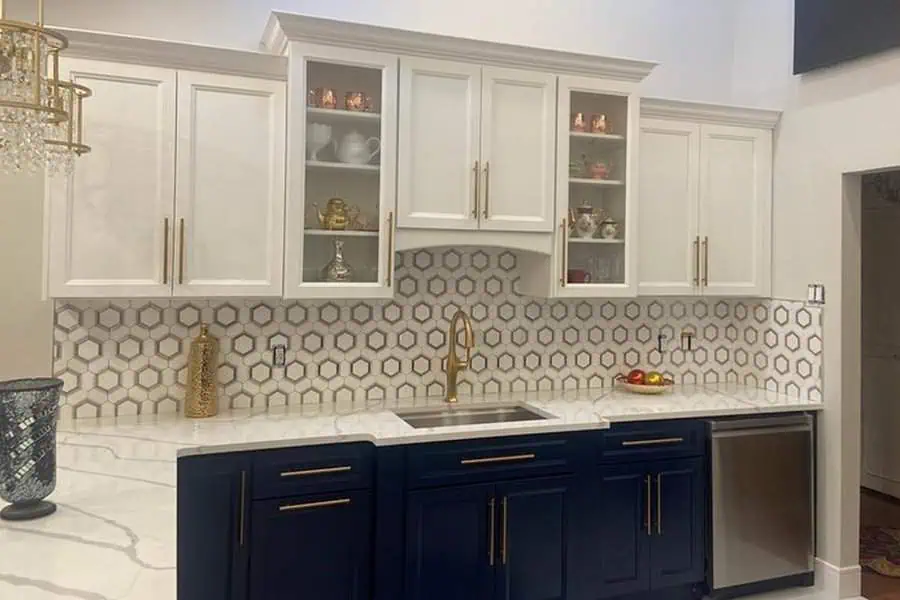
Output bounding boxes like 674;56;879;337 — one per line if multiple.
479;68;555;232
174;71;286;297
398;57;481;230
283;44;398;299
397;59;555;233
700;125;772;297
47;59;286;299
638;119;701;295
637;100;777;298
48;59;176;298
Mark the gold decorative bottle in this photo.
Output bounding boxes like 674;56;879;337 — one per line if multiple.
184;324;219;418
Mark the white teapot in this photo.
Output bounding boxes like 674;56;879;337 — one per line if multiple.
336;131;380;165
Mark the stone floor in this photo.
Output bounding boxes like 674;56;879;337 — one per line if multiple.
861;488;900;600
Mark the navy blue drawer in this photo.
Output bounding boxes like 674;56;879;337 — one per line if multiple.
252;442;373;499
599;421;706;463
406;434;577;489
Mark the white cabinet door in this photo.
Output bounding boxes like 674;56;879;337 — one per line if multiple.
398;57;481;230
479;68;555;232
699;125;772;297
48;60;175;298
637;119;701;296
173;72;286;297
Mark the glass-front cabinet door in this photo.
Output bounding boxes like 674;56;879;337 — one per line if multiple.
284;44;397;299
555;76;638;298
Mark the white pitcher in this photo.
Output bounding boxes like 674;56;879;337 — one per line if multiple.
336;131;380;165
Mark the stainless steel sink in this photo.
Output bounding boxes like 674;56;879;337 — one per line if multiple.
395;404;549;429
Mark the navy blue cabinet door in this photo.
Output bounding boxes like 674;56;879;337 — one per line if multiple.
177;453;250;600
649;458;706;589
594;464;652;598
405;483;495;600
496;476;572;600
249;490;372;600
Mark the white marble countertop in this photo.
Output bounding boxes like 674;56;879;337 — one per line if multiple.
0;384;821;600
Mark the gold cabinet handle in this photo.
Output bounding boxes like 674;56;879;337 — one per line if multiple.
279;497;351;512
178;218;186;284
693;236;700;287
385;211;394;286
162;218;169;284
280;465;352;478
472;160;480;218
488;496;496;566
501;496;509;565
238;470;247;547
645;475;651;535
559;218;567;287
702;236;709;287
460;453;535;465
621;437;684;447
656;473;663;535
483;161;490;219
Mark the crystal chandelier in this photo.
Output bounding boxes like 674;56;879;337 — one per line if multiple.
0;0;91;175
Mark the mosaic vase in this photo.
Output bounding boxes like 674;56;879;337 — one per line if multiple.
0;378;63;521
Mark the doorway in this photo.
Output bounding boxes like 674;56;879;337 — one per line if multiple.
860;170;900;600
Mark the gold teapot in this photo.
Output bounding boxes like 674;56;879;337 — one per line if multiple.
313;197;350;230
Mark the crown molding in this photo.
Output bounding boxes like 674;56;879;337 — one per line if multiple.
641;97;781;129
56;28;287;80
262;12;657;83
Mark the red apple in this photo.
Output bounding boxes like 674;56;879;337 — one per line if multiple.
626;369;646;385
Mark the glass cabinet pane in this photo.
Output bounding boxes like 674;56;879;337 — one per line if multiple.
565;91;628;286
303;60;384;285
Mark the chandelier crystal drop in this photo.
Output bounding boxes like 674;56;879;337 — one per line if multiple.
0;0;91;175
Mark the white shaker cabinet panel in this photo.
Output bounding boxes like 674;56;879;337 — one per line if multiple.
48;60;176;298
173;72;286;297
637;120;701;296
479;68;555;232
699;125;772;297
397;57;481;230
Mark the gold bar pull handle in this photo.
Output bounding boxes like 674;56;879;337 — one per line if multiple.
656;473;663;535
501;496;509;565
702;236;709;287
162;218;170;284
483;161;490;218
238;470;247;547
278;498;351;512
645;475;651;535
385;211;394;286
178;218;186;284
460;453;536;466
472;160;480;218
693;236;700;287
488;496;496;566
560;218;567;287
280;465;352;478
621;437;684;447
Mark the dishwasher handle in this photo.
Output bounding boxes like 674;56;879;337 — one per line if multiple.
712;424;811;439
709;414;812;434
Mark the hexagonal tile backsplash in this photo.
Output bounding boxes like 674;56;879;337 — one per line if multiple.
53;249;823;419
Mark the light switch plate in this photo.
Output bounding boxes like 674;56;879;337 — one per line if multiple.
272;344;286;367
808;283;825;305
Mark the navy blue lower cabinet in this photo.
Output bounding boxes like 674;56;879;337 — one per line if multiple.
594;464;652;598
648;458;706;590
497;476;573;600
177;453;251;600
248;490;372;600
405;483;496;600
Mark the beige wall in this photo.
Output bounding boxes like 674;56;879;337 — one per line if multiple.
0;173;52;380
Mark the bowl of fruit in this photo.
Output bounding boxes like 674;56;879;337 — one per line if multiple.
614;369;675;395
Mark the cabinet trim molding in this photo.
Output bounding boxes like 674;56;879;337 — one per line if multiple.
58;28;287;80
641;98;781;129
263;12;656;82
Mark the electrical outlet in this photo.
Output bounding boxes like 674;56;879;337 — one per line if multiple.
657;334;668;353
680;328;695;351
807;283;825;305
272;344;286;367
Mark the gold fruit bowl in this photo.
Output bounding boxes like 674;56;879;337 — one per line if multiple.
614;375;675;395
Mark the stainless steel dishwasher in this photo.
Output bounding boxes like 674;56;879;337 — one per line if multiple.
709;414;814;597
